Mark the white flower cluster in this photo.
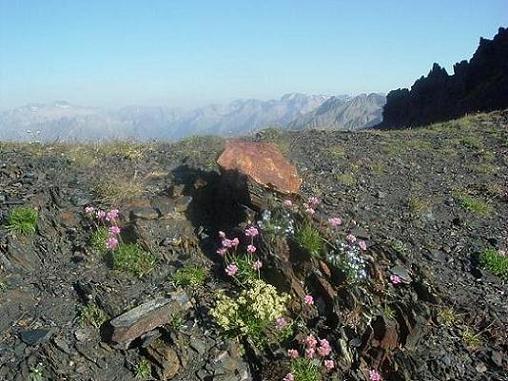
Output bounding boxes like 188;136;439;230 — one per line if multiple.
327;241;367;281
258;209;295;236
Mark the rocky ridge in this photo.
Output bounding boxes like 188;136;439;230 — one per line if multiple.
378;27;508;129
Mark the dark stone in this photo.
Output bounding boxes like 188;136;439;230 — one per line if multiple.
20;328;53;345
130;207;160;221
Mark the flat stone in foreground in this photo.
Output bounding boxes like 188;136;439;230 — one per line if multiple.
109;292;191;346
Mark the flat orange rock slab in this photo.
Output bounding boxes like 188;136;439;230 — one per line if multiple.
217;140;302;194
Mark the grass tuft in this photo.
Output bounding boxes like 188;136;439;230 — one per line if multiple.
479;248;508;279
290;357;321;381
135;358;152;380
94;175;144;205
438;307;458;327
295;223;323;258
462;326;482;349
80;303;108;328
112;243;156;277
453;191;493;216
171;265;208;287
6;207;38;235
89;226;109;254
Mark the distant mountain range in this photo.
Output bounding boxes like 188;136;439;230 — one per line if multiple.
378;27;508;129
0;93;385;142
289;93;385;130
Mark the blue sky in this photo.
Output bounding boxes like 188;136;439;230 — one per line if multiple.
0;0;506;109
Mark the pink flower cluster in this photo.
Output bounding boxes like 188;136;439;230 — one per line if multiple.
85;206;121;250
284;334;335;380
369;369;383;381
276;317;289;330
303;196;320;215
346;233;367;251
217;226;263;278
390;274;402;285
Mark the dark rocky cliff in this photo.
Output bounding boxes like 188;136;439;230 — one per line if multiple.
377;27;508;129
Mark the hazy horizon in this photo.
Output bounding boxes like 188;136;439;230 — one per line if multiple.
1;1;506;111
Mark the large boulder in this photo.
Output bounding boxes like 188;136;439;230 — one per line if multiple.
217;140;302;195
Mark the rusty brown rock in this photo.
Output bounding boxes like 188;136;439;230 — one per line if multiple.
145;339;181;380
109;292;191;347
217;140;302;194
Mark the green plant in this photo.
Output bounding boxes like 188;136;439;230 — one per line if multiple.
234;254;258;283
169;312;185;330
135;358;152;379
90;226;109;253
408;195;431;215
383;305;396;320
479;248;508;279
94;175;144;205
295;223;323;258
171;265;208;287
112;243;156;277
461;135;483;150
80;303;108;328
326;145;346;160
6;207;38;235
453;191;493;216
438;307;457;327
29;363;44;381
291;357;322;381
335;172;356;186
389;239;409;255
462;327;482;349
210;279;290;347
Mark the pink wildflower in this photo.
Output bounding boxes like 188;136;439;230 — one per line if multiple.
283;200;293;208
304;294;314;305
216;247;227;256
106;209;119;222
96;210;106;220
231;237;240;247
287;349;299;359
390;274;402;285
305;347;315;358
276;317;288;330
106;236;118;250
305;207;315;215
247;244;257;254
304;335;318;348
84;206;95;214
245;226;259;238
252;260;262;270
225;263;238;277
369;369;382;381
283;373;294;381
346;234;357;243
317;339;332;357
324;360;335;371
358;240;367;251
222;238;233;248
328;217;342;227
308;196;320;208
218;231;226;238
109;226;121;236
